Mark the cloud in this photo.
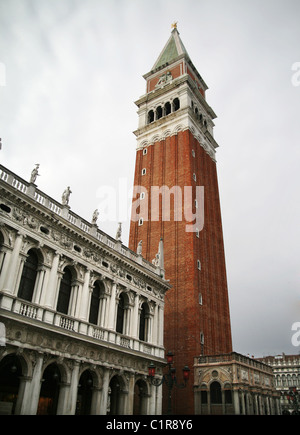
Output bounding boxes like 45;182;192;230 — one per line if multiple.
1;0;300;357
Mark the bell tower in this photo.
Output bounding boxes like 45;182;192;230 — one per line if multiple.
129;25;232;414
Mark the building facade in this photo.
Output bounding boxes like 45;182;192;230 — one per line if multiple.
0;164;170;415
259;354;300;414
194;352;281;415
129;26;232;414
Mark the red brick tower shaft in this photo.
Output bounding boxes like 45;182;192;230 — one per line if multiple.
129;27;232;414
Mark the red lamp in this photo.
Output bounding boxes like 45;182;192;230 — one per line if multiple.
166;351;174;364
148;362;156;377
183;366;190;381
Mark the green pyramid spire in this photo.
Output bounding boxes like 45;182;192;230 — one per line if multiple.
152;27;190;70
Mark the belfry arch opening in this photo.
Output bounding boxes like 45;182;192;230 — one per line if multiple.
147;97;180;125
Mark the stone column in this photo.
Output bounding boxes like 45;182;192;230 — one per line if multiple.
2;231;24;294
25;352;44;415
233;389;240;415
44;251;61;309
90;386;103;415
68;360;80;415
126;373;135;415
131;293;139;339
78;269;91;321
15;376;32;415
99;368;110;415
158;304;164;347
0;243;12;291
33;265;47;305
152;303;158;346
107;281;118;330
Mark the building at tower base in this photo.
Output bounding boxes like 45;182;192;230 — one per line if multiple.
194;352;281;415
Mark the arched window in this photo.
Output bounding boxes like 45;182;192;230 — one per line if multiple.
18;249;38;302
147;110;154;124
133;379;148;415
164;101;171;116
116;293;125;334
37;363;61;415
139;303;149;342
89;280;105;325
210;381;222;404
0;354;22;415
156;106;163;120
56;267;72;314
173;98;180;111
76;370;94;415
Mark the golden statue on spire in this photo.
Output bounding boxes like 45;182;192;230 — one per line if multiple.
171;21;178;29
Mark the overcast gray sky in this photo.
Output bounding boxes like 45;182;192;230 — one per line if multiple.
1;0;300;358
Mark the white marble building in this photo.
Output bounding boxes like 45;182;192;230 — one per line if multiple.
0;164;170;415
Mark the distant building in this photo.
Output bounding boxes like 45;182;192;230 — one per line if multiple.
0;164;170;415
258;354;300;414
194;352;281;415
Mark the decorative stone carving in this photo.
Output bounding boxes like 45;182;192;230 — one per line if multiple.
91;209;99;225
156;71;172;87
115;222;122;241
30;164;40;184
62;186;72;206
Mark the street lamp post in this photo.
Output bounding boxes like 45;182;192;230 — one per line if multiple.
148;351;190;415
285;387;300;415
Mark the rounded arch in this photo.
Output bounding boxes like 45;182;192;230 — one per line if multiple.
210;381;222;404
173;97;180;111
151;134;161;144
139;301;150;342
17;248;39;302
140;140;149;149
133;378;149;415
79;365;102;390
164;101;171;116
155;105;163;120
116;291;130;334
108;373;127;415
24;245;45;263
147;110;154;124
37;362;62;415
89;279;105;325
162;129;172;139
0;353;25;414
76;369;94;415
42;358;69;384
56;265;77;315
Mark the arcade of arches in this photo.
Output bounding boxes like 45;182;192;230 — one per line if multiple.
0;350;157;415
